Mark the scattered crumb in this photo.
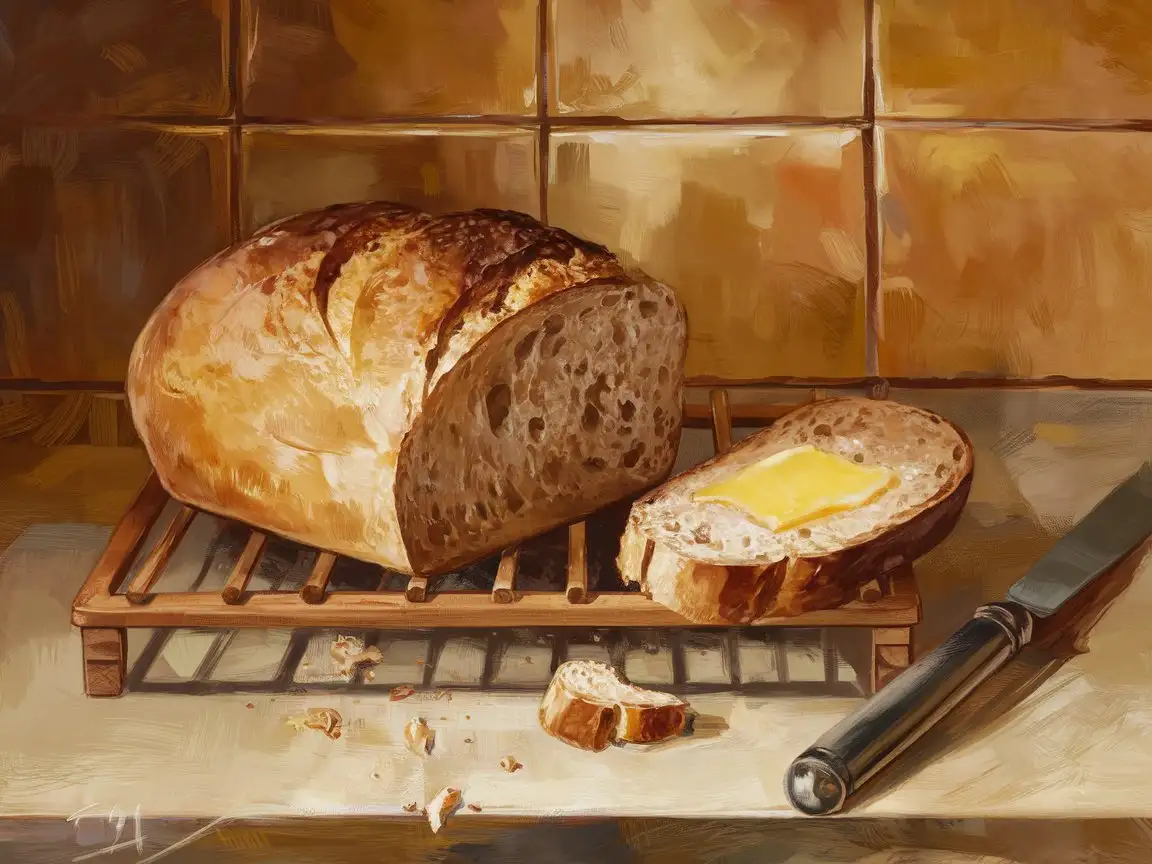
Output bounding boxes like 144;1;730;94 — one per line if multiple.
402;802;419;813
331;635;384;677
301;661;311;668
467;804;482;813
404;717;436;757
246;703;254;709
499;756;523;774
366;670;375;682
524;656;533;664
465;715;471;720
440;716;448;721
427;787;462;834
464;738;472;744
371;772;381;781
390;685;417;702
416;659;425;665
286;707;342;740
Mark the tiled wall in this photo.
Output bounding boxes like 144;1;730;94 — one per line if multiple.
3;0;1152;398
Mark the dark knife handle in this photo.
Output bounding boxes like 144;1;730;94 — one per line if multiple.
783;601;1034;816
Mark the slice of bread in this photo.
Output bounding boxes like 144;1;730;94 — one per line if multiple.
539;660;688;752
617;397;973;624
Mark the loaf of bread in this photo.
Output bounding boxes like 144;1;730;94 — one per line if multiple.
618;397;973;624
127;202;687;576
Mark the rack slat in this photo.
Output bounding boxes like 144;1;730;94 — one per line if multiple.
301;552;337;604
566;522;588;604
406;575;429;603
222;532;267;604
74;579;920;629
125;506;197;604
492;547;519;604
709;389;733;454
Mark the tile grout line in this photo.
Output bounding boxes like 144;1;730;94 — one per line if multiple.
228;0;243;243
863;0;880;378
537;0;551;224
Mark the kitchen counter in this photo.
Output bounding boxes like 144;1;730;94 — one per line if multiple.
4;388;1152;826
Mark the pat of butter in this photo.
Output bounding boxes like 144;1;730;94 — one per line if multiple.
692;445;897;532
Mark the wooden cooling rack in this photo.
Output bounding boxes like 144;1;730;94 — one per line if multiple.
71;388;921;698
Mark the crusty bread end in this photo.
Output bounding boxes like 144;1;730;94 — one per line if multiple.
539;660;688;752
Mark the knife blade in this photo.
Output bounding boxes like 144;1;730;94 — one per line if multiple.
783;461;1152;817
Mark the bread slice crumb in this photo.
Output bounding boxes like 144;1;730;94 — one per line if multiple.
427;787;462;834
539;660;687;752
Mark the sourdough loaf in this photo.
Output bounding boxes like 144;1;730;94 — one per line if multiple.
127;202;687;576
617;398;972;624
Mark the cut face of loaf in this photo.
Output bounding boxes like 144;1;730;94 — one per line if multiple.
618;397;973;624
539;660;688;752
126;202;687;576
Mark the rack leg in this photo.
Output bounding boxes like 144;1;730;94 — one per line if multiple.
870;626;913;694
82;628;127;697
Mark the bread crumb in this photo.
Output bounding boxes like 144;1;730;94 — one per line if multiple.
467;804;482;812
499;756;523;773
246;703;254;709
427;787;462;834
404;717;435;757
390;685;417;702
402;802;418;813
331;635;384;677
366;670;375;682
287;707;342;740
464;738;472;744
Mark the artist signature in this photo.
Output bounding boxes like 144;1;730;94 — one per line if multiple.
66;804;228;863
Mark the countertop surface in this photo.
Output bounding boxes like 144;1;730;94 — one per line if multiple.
3;388;1152;822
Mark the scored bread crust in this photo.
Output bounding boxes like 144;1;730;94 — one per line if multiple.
539;660;688;752
127;202;687;576
617;398;973;624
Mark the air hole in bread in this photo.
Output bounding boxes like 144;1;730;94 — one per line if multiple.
952;445;964;461
664;520;681;533
476;501;488;521
514;332;538;369
582;403;601;431
544;456;562;484
742;536;751;548
657;366;669;385
813;423;832;437
575;359;589;375
528;417;545;442
798;527;812;538
427;521;450;547
601;294;621;307
625;290;635;301
549;336;567;357
639;300;658;318
583;457;607;471
612;321;627;347
853;453;864;463
504;485;526;514
692;525;711;544
935;464;948;478
918;437;926;445
929;416;941;424
620;400;636;422
623;442;644;468
544;314;564;335
585;374;609;409
485;383;512;434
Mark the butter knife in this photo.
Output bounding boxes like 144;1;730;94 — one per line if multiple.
784;461;1152;816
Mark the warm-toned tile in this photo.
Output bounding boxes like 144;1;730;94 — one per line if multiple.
551;0;864;119
243;0;538;119
879;128;1152;379
878;0;1152;119
0;125;231;381
549;127;867;381
0;0;230;117
241;125;539;233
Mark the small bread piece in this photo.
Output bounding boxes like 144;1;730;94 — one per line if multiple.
539;660;688;752
618;397;973;624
